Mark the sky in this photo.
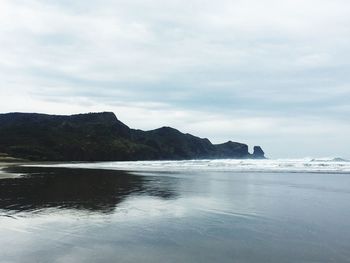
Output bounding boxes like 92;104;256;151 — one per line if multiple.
0;0;349;158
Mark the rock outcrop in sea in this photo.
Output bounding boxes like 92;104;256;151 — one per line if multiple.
0;112;265;161
253;146;265;159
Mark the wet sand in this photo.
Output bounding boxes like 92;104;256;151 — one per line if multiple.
0;162;24;179
1;165;350;263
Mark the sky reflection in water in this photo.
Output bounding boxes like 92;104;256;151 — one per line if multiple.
1;166;350;263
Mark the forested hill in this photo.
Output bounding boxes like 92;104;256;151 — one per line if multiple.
0;112;265;161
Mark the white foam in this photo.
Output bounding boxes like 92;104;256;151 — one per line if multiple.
25;158;350;174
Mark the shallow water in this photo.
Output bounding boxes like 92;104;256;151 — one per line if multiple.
1;163;350;263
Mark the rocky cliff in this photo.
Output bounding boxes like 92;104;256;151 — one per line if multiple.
0;112;265;161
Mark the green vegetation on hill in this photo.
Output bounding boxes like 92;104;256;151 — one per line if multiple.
0;112;265;161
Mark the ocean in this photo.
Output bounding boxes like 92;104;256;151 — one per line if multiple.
1;158;350;262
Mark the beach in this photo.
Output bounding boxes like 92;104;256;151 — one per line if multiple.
1;160;350;263
0;162;21;179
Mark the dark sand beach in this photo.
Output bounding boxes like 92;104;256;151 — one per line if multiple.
1;161;350;263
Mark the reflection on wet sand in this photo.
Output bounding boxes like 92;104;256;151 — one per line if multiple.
0;166;178;215
1;165;350;263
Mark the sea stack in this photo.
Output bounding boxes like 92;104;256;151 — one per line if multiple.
253;146;265;159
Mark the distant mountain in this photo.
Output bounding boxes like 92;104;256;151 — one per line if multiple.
0;112;265;161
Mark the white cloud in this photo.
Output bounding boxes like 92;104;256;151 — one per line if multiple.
0;0;349;158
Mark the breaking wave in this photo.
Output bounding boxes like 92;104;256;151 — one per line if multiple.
27;157;350;174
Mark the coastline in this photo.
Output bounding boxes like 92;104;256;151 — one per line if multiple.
0;157;27;179
0;163;20;179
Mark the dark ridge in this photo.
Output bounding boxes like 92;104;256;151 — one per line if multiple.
214;141;249;159
0;112;265;161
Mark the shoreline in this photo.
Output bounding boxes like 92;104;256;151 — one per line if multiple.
0;161;25;179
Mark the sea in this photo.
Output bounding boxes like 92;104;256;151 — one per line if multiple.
1;158;350;263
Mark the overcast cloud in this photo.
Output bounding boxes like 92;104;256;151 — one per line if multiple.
1;0;349;158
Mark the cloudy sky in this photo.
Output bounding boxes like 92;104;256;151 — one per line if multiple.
1;0;349;158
